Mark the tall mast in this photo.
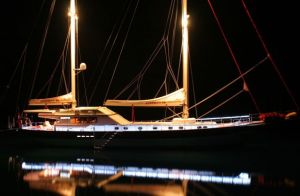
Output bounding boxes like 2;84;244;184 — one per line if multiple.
182;0;189;118
70;0;77;109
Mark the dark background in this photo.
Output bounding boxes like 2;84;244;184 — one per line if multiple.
1;0;299;128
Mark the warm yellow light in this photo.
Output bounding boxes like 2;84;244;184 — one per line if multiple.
68;12;78;19
42;168;59;177
182;15;189;27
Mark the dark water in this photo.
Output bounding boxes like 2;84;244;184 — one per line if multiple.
1;147;300;195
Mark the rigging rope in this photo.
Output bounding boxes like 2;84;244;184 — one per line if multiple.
189;53;198;117
162;0;180;92
28;0;56;102
104;0;140;101
113;39;165;99
108;0;180;101
163;0;176;39
77;30;89;107
16;45;27;112
162;0;174;71
35;30;70;98
136;39;165;94
161;56;268;121
190;56;267;110
3;1;46;111
198;89;244;119
160;0;181;97
88;1;135;104
87;23;118;104
59;32;70;95
241;0;299;112
6;45;27;98
2;45;27;110
164;39;180;89
170;0;179;66
207;0;261;113
76;17;81;105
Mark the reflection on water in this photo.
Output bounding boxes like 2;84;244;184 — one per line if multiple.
19;160;250;195
2;148;300;195
21;161;251;185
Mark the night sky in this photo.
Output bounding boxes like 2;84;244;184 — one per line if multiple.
0;0;299;126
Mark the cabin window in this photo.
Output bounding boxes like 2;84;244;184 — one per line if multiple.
197;126;202;129
179;126;183;130
123;127;128;130
153;127;157;130
138;127;143;130
168;127;173;130
114;127;119;130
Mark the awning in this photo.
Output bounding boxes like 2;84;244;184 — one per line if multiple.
104;88;185;107
28;93;73;106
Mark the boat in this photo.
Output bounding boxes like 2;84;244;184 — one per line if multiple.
1;0;299;149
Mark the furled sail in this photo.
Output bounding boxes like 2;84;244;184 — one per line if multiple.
104;88;185;107
28;93;73;106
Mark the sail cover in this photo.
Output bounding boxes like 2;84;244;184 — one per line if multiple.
104;88;185;107
28;93;73;106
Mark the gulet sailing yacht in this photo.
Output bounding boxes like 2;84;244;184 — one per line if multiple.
2;0;299;149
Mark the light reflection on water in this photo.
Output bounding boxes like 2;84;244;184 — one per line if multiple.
21;161;251;185
1;148;300;195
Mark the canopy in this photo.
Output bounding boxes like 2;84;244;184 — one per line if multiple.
28;93;73;106
104;89;185;107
